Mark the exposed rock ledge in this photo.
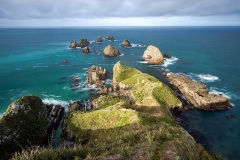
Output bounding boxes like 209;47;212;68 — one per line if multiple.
167;73;232;111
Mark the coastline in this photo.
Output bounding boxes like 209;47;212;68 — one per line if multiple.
1;26;238;158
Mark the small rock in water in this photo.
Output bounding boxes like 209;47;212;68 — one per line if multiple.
226;114;236;119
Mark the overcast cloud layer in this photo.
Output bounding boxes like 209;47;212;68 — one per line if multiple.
0;0;239;26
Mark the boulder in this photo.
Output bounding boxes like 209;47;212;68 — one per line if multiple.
106;36;114;41
142;45;164;65
78;38;89;48
103;45;120;57
96;36;103;43
69;40;77;48
82;46;90;53
121;39;132;47
164;53;172;59
167;74;232;111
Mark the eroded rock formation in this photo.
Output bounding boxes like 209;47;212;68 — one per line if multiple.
96;36;103;43
78;38;89;48
167;74;232;111
86;65;106;87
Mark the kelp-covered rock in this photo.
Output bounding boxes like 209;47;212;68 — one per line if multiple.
0;96;48;159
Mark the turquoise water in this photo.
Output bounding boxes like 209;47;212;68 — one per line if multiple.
0;27;240;159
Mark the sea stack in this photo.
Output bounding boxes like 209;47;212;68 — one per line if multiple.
103;45;120;57
78;38;89;48
167;73;232;111
69;40;77;48
96;36;103;43
142;45;164;64
121;39;132;47
105;36;114;41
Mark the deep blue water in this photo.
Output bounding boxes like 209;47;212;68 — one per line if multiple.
0;27;240;159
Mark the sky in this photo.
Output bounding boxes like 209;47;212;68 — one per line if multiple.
0;0;239;27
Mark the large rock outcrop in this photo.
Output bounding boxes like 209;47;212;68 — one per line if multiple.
69;40;77;48
0;96;49;159
103;45;120;57
78;38;89;48
121;39;132;47
86;65;106;87
142;45;164;64
167;74;232;111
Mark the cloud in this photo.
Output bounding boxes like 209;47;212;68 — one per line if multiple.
0;0;240;20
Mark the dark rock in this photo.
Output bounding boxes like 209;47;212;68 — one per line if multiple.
164;53;172;58
105;36;114;41
82;46;90;53
121;39;132;47
78;38;89;48
69;40;77;48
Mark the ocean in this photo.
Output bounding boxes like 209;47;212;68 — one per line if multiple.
0;26;239;159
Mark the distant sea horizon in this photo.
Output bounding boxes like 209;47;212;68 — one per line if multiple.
0;26;239;159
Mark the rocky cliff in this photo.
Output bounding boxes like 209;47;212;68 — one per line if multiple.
0;96;48;159
167;73;232;111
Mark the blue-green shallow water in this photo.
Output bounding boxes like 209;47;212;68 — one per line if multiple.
0;27;240;159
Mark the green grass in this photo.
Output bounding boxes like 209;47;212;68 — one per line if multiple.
92;95;125;110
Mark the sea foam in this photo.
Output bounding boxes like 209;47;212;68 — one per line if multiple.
42;98;69;107
197;74;220;82
162;57;179;67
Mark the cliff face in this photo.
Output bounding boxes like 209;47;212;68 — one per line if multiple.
0;96;48;159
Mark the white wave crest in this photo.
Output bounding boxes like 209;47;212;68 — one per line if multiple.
131;43;146;48
209;89;231;99
177;73;220;83
33;65;48;68
197;74;220;82
42;98;69;107
162;57;179;67
137;61;148;64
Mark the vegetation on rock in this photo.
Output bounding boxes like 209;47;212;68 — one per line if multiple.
0;96;48;159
